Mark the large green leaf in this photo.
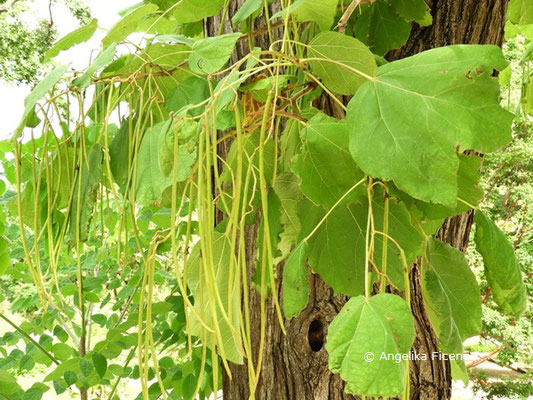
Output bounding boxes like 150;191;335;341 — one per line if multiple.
348;45;514;207
283;0;338;31
165;76;209;116
102;4;159;47
0;370;22;395
68;144;102;243
135;119;196;205
109;120;131;190
414;154;484;219
273;173;303;259
305;189;423;295
354;0;411;55
232;0;263;26
474;211;527;318
385;0;427;21
189;33;241;75
16;65;68;135
508;0;533;26
172;0;225;23
187;231;243;364
292;118;365;207
46;19;98;59
307;31;377;95
326;294;415;397
282;241;309;318
421;238;481;379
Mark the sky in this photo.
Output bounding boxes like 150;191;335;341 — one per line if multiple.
0;0;132;139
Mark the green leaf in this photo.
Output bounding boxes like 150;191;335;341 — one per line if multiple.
22;387;44;400
385;0;427;21
284;0;338;31
18;354;35;371
304;188;422;295
273;173;303;259
421;238;481;379
326;293;415;397
172;0;224;23
292;117;366;207
51;343;74;361
414;154;484;219
109;120;130;190
474;212;527;318
92;353;107;378
67;144;102;243
240;75;296;102
354;0;411;56
135;119;196;205
526;79;533;115
307;31;376;95
348;45;514;206
102;4;159;47
165;76;209;116
282;241;310;318
232;0;263;26
508;0;533;25
16;65;68;136
0;370;22;395
53;380;67;395
46;19;98;59
63;370;77;386
79;358;93;377
189;33;241;75
187;232;243;364
158;117;198;176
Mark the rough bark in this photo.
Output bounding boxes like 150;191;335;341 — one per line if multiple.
209;0;508;399
388;1;508;396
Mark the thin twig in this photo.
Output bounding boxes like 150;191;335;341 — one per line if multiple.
466;346;503;369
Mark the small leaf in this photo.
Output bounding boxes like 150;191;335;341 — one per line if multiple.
51;343;73;361
46;19;98;59
92;353;107;378
63;370;77;386
22;387;44;400
474;211;527;317
79;358;93;377
19;354;35;371
189;33;241;75
53;380;67;395
326;294;415;397
282;242;309;318
307;31;376;95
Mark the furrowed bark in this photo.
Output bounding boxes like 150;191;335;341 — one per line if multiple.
209;1;508;398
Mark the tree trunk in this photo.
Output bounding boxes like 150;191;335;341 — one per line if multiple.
207;0;508;399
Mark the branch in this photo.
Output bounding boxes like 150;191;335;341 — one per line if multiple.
335;0;374;34
466;346;503;369
0;0;21;13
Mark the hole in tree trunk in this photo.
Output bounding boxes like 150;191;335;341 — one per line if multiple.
308;319;324;352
